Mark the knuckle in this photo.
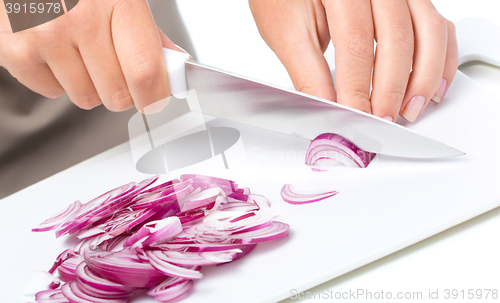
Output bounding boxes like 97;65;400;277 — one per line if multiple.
340;88;371;113
128;56;162;90
348;88;370;102
381;89;405;104
428;14;447;32
341;26;374;59
2;43;41;79
7;40;38;66
297;82;336;101
297;84;316;95
386;20;414;48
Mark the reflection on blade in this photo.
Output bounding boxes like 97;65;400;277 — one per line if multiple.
185;61;464;159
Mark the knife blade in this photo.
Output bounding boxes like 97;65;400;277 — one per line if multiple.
163;48;464;158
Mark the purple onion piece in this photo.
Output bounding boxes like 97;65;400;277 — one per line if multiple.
145;250;203;279
35;289;69;303
305;133;376;169
148;279;194;302
32;200;82;233
281;184;338;205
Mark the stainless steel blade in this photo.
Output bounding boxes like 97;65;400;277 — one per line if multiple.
185;60;464;158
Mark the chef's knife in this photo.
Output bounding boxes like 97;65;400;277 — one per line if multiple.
164;48;464;158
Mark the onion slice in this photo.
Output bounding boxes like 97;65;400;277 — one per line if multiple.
84;249;167;288
145;250;203;279
281;184;338;205
34;289;68;303
32;200;82;232
58;255;82;282
147;278;193;302
123;217;182;248
305;133;376;169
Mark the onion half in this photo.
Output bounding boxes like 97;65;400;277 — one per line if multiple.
305;133;376;169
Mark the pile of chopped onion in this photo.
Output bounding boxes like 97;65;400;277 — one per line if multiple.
29;175;289;302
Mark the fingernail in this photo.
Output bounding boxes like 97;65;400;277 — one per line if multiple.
402;95;425;122
431;78;447;103
174;44;193;60
142;97;170;115
382;115;393;122
174;44;187;54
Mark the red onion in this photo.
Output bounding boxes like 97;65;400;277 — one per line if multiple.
35;289;68;303
280;184;338;205
84;248;168;288
147;276;195;302
32;200;82;232
29;175;289;302
179;187;225;212
248;194;271;208
144;250;204;279
305;133;376;169
282;133;373;205
138;217;183;248
57;254;81;282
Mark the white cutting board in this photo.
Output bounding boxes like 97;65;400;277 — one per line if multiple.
2;18;500;303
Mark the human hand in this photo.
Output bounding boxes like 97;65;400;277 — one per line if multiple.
0;0;183;112
249;0;458;122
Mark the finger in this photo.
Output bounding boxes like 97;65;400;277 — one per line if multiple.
43;45;102;110
1;38;64;98
400;0;447;122
275;39;336;102
431;20;458;103
324;0;374;113
249;0;335;101
369;0;414;122
73;6;133;112
9;63;64;99
111;0;169;112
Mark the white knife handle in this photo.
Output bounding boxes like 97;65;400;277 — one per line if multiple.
163;47;190;99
